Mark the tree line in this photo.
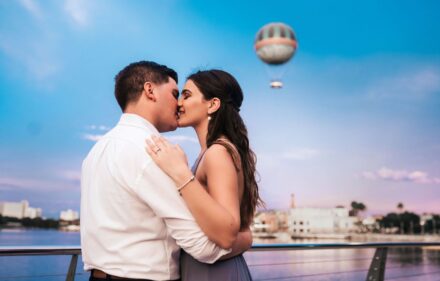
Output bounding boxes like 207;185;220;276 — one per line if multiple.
0;215;59;228
350;201;440;234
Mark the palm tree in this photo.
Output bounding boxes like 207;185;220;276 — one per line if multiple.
397;202;404;213
397;202;405;234
350;201;367;216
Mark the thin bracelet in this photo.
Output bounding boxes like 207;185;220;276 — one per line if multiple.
177;175;195;195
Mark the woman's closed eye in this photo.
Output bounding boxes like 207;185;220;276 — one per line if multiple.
181;89;191;100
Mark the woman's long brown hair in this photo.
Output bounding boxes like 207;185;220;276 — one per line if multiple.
187;69;263;229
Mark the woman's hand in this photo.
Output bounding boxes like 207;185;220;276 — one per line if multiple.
147;135;240;249
145;135;193;186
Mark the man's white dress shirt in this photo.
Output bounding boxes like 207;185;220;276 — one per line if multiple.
81;113;230;280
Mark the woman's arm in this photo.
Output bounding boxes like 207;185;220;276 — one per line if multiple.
146;136;241;249
180;144;241;249
220;227;252;260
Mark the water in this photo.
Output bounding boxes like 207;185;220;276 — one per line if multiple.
0;229;87;281
1;229;440;281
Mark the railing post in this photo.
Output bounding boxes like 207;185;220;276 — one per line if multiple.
65;254;78;281
365;247;388;281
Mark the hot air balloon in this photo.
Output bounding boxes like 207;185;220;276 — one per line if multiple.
255;22;297;88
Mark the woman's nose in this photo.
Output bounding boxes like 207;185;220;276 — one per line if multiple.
177;97;183;106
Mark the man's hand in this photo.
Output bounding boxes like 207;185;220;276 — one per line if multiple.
220;227;253;260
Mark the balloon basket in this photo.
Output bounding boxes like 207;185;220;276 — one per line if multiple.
270;80;283;89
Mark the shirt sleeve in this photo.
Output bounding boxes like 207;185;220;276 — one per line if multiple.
133;158;231;264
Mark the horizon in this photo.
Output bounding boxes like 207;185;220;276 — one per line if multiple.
0;197;435;220
1;0;439;218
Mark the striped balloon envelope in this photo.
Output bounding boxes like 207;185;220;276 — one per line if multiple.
255;22;297;65
255;22;298;88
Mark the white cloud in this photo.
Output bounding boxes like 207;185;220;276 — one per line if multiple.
64;0;90;27
82;133;103;142
98;125;110;131
366;68;440;100
86;125;97;130
0;38;59;81
1;0;94;83
282;148;320;160
82;131;197;144
167;135;199;144
18;0;43;20
0;176;78;191
57;170;81;182
82;125;110;142
0;2;60;83
255;147;321;170
362;167;440;185
86;125;110;131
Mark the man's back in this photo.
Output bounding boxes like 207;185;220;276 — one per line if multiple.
81;114;228;280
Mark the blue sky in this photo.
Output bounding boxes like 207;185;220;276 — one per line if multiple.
0;0;439;218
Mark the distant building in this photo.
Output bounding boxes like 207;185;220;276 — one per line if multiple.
289;207;359;236
253;210;289;233
25;207;42;219
0;200;42;219
420;213;433;225
275;210;289;231
60;209;79;221
253;211;279;233
361;216;381;232
420;213;434;234
290;193;296;209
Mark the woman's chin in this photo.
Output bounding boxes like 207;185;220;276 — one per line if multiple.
177;120;189;128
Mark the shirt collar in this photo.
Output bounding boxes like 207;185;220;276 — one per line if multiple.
118;113;159;134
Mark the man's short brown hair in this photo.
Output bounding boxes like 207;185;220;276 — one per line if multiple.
114;61;178;111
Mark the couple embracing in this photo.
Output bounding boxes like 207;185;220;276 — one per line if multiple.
80;61;262;281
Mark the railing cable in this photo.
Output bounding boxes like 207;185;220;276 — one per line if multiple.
252;263;440;281
248;256;372;267
386;270;440;280
253;267;370;280
0;272;85;280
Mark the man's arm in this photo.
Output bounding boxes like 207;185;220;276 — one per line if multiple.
134;159;231;263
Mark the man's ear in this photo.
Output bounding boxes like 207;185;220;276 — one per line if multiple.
143;82;156;102
208;97;221;114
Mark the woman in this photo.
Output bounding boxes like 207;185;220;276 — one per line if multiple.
146;69;262;280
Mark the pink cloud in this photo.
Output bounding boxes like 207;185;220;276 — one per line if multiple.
0;175;79;191
362;167;440;185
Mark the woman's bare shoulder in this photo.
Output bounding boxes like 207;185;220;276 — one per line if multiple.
204;143;233;164
204;139;241;171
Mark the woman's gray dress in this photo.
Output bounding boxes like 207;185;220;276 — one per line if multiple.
180;251;252;281
180;145;253;281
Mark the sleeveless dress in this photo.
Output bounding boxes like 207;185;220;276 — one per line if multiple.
180;139;253;281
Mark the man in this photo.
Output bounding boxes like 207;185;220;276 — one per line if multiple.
81;61;239;281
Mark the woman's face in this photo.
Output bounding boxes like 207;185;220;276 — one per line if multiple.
177;79;211;128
